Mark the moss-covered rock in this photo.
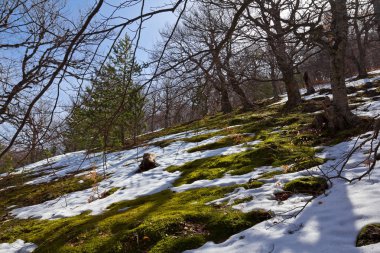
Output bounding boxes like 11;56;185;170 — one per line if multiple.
357;224;380;247
243;180;264;189
233;196;254;205
283;176;328;196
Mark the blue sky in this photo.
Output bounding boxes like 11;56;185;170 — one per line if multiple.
66;0;178;63
52;0;181;110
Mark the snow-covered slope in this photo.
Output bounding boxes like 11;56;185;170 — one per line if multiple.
2;72;380;252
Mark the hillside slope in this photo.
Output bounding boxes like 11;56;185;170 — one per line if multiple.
1;72;380;252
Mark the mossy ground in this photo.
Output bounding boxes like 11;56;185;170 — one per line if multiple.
0;172;103;217
0;186;271;253
167;128;323;187
357;224;380;247
187;134;256;153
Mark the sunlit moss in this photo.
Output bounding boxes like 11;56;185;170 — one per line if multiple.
283;176;328;196
0;186;271;253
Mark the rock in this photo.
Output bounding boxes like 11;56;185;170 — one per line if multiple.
363;82;373;89
138;153;158;172
364;89;379;98
318;88;331;95
312;113;327;129
346;86;357;94
301;100;323;113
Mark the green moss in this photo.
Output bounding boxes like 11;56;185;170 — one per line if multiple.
233;196;254;205
357;224;380;247
0;173;102;217
150;235;206;253
258;170;285;179
151;139;176;148
0;186;271;253
168;130;320;186
0;173;38;190
100;187;120;198
181;132;223;143
283;176;328;196
290;158;325;172
187;134;255;153
243;181;264;189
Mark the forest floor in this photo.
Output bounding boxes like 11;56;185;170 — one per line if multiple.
1;71;380;253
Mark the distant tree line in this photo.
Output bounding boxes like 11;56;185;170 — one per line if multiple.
146;0;380;131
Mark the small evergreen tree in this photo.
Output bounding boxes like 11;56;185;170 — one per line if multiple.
65;35;145;151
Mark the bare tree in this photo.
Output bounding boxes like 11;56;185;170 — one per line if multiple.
348;0;376;78
0;0;188;159
312;0;361;130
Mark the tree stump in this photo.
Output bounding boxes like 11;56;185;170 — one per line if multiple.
138;153;158;172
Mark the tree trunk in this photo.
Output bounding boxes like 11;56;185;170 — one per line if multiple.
325;0;359;130
355;42;368;78
374;0;380;38
270;64;280;100
281;67;302;107
220;89;233;114
224;43;253;110
352;0;368;79
269;43;302;107
226;71;253;110
304;72;316;94
270;11;302;107
212;51;233;114
120;125;125;146
164;106;170;129
150;97;156;132
271;44;302;107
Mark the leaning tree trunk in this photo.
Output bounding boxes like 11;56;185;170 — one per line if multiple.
213;55;233;114
224;44;254;111
270;15;302;108
325;0;359;130
281;66;302;107
269;45;302;107
220;89;233;114
226;69;253;110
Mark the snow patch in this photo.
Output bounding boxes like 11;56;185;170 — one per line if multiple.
0;240;37;253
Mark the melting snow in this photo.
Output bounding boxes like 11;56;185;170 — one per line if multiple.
9;133;262;220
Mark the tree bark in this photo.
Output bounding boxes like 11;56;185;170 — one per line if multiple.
269;60;280;100
269;8;302;107
374;0;380;38
220;89;233;114
303;72;316;94
226;70;253;110
325;0;359;130
352;0;368;78
212;53;233;114
280;66;302;107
